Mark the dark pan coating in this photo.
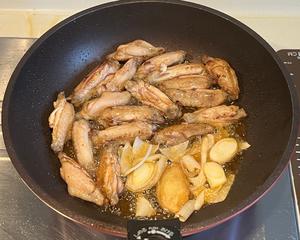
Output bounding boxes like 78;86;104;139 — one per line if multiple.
2;0;298;237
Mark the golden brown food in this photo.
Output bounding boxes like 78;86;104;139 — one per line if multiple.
202;55;239;100
71;60;120;106
183;105;247;127
153;123;214;146
48;92;75;152
134;50;186;81
125;80;181;119
96;144;123;205
108;39;165;61
156;164;190;213
98;105;164;127
59;152;105;206
79;91;131;120
92;121;154;146
163;88;228;108
72;119;95;176
105;58;142;91
49;40;250;222
146;63;208;84
158;74;212;90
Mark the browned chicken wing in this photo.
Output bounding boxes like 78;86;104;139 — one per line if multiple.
183;105;247;127
163;88;228;108
79;91;131;120
158;74;212;91
108;40;165;61
98;105;164;127
125;80;181;119
59;153;105;206
146;63;208;84
134;50;186;81
202;56;239;100
92;121;154;146
105;58;142;91
96;144;123;205
71;60;120;106
72;119;96;176
49;92;75;152
153;123;214;146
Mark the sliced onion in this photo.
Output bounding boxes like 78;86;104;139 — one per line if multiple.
180;155;201;178
120;137;157;176
209;138;238;164
126;155;167;192
135;195;156;217
175;200;195;222
120;142;133;176
200;134;215;166
160;141;189;162
205;174;235;204
239;141;251;151
203;162;227;188
194;191;205;211
132;137;152;161
189;169;206;188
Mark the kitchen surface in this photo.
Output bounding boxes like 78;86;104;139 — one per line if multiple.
0;1;300;239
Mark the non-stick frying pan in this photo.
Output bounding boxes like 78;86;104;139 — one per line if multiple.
2;0;299;237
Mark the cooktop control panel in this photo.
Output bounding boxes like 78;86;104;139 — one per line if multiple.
278;49;300;214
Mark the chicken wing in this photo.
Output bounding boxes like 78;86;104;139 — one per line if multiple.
59;152;105;206
105;58;142;91
146;63;208;84
98;105;164;127
108;40;165;61
183;105;247;127
163;88;228;108
153;123;214;146
96;144;123;205
72;119;96;176
202;56;239;100
49;92;75;152
125;80;181;119
158;74;211;91
134;50;186;81
92;121;154;146
79;91;131;120
71;60;120;106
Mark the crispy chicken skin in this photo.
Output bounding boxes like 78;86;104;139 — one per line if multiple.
79;91;131;120
134;50;186;81
153;123;214;146
96;144;123;205
108;40;165;61
98;105;164;127
72;119;95;176
105;58;142;91
49;92;75;152
71;60;120;106
163;88;228;108
158;74;212;90
146;63;208;84
202;55;240;100
183;105;247;127
125;80;181;119
59;152;105;206
92;121;154;146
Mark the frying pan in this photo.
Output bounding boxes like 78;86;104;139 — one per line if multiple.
2;0;299;238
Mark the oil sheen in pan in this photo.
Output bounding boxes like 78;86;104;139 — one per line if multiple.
62;121;246;220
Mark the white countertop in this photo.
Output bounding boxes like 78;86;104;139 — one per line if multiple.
0;0;299;50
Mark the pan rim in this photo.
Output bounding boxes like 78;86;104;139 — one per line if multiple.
2;0;299;237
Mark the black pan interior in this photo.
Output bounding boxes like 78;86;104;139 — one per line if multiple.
2;0;297;236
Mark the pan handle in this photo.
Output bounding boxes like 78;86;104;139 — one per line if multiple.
127;219;182;240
